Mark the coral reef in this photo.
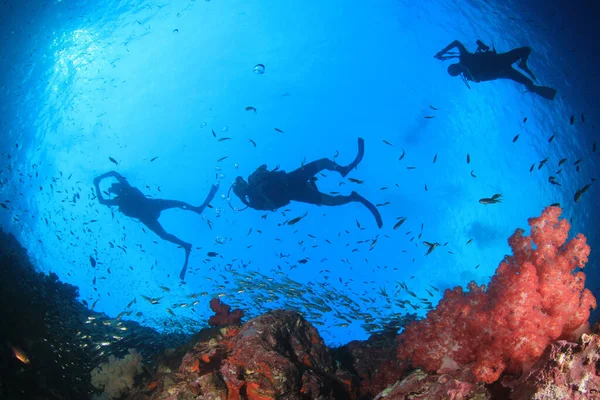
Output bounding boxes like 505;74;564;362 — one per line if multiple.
208;297;244;327
333;330;409;399
397;206;597;383
91;349;144;399
136;310;350;399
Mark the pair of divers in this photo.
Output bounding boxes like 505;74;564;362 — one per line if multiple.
94;138;381;280
435;39;557;100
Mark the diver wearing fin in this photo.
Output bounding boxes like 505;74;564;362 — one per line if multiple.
434;39;557;100
93;171;219;280
232;137;383;228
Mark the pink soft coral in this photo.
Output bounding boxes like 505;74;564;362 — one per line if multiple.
397;206;596;383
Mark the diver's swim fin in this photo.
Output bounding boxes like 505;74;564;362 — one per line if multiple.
341;137;365;177
179;247;191;280
532;85;557;100
351;191;383;228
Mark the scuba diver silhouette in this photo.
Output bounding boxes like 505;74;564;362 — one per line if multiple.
93;171;219;280
231;138;383;228
434;39;557;100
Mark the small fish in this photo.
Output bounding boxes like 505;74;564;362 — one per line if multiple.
423;241;441;256
249;139;257;147
466;153;471;164
166;308;175;316
274;128;284;133
393;217;407;230
406;166;416;170
429;105;438;110
512;134;519;142
470;170;477;178
218;137;231;142
89;256;96;268
570;114;575;125
245;106;257;113
538;158;549;170
109;157;119;165
523;117;527;123
548;133;555;143
398;148;406;161
127;298;136;308
424;115;435;119
159;286;171;292
212;129;216;137
558;158;567;167
529;163;535;172
217;156;228;162
574;183;592;202
288;211;308;226
548;176;561;186
433;153;438;163
383;140;393;147
348;178;364;184
207;251;218;257
573;158;583;166
479;194;502;205
7;343;30;364
466;238;473;245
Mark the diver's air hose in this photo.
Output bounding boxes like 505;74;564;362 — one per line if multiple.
227;184;248;212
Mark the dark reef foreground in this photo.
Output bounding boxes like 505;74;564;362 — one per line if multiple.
3;207;600;400
125;308;600;400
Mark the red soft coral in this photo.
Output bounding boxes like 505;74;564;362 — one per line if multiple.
397;206;596;383
208;298;245;327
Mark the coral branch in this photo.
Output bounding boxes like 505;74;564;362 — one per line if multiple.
397;206;596;383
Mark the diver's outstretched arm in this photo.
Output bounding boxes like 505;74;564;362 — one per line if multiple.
435;40;468;59
94;171;130;187
92;178;119;206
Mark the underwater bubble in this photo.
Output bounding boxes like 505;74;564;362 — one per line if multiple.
234;163;239;169
219;173;225;179
253;64;265;74
200;122;206;128
222;126;229;132
215;236;227;244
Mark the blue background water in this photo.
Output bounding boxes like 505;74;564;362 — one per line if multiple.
1;0;599;346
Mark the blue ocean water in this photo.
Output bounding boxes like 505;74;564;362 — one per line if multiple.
0;0;598;347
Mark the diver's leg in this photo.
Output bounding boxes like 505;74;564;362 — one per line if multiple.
288;138;365;182
292;188;354;206
502;68;556;100
291;188;383;228
142;218;192;280
287;159;346;183
502;67;536;90
509;47;538;83
155;199;196;212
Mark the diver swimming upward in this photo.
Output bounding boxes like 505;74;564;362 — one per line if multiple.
93;171;219;280
434;39;557;100
231;137;383;228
